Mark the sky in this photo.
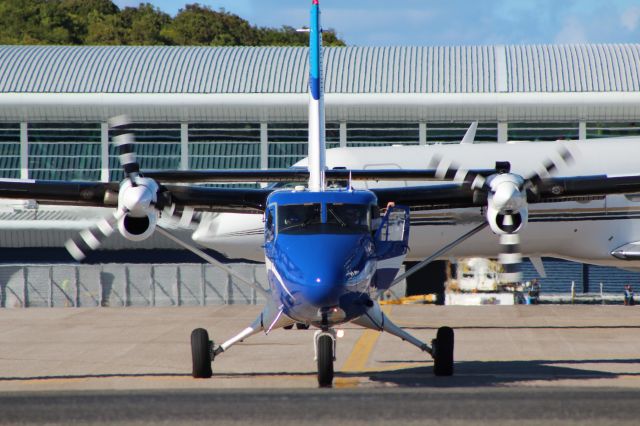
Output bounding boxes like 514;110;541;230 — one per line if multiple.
113;0;640;46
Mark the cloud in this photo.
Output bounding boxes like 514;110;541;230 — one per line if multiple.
621;6;640;31
554;16;588;43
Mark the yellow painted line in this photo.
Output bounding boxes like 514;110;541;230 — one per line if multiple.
341;305;392;372
334;306;392;388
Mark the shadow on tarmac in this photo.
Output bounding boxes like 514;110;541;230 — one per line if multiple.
362;358;640;387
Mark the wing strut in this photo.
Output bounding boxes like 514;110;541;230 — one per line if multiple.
155;227;270;298
389;222;489;288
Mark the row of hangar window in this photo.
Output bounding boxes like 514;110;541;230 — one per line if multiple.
0;121;638;181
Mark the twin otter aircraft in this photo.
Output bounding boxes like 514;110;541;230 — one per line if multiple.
3;1;640;387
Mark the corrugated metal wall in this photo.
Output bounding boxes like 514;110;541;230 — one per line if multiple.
1;44;638;94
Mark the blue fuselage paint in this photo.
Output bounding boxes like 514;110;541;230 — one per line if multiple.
309;3;321;101
264;190;381;327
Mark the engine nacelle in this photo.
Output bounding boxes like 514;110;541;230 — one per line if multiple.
486;204;528;235
118;211;158;241
117;177;159;241
486;173;528;235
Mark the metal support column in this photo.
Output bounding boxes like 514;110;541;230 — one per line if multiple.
419;122;427;145
579;121;587;141
339;122;347;148
20;122;28;179
498;122;508;143
260;122;268;169
100;122;109;182
180;123;189;170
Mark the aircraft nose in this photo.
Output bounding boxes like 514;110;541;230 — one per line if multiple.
298;250;348;306
279;235;367;308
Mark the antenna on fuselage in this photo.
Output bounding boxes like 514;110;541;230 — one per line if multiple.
307;0;326;192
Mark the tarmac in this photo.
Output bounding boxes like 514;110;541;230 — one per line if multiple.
1;305;640;424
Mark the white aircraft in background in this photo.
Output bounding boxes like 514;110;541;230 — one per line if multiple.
181;136;640;277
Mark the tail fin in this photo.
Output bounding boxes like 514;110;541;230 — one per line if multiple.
307;0;326;192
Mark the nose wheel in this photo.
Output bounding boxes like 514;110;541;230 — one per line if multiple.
314;330;336;387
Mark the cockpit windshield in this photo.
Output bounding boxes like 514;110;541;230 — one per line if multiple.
278;204;322;234
277;203;370;235
325;203;369;234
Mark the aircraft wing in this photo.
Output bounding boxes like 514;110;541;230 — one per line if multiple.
3;173;640;214
143;168;496;183
371;174;640;210
0;179;273;214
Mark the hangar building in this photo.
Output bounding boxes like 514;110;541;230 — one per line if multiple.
0;44;639;305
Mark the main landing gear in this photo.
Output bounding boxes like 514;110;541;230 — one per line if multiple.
432;326;454;376
191;328;213;379
190;302;455;385
352;301;455;379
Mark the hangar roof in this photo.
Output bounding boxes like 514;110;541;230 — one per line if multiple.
1;44;639;94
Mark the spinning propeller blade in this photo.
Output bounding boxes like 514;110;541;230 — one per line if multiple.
65;210;125;261
430;143;575;283
64;116;142;261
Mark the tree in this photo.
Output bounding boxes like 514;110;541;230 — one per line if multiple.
0;0;347;46
161;4;257;46
120;3;171;45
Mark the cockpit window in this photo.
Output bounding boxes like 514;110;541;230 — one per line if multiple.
277;203;371;235
278;204;321;234
325;203;370;234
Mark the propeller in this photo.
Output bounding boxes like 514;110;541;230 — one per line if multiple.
429;143;575;283
65;116;185;261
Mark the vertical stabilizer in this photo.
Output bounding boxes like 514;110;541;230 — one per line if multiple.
308;0;326;192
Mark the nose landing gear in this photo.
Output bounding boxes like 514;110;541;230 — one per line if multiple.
314;329;337;387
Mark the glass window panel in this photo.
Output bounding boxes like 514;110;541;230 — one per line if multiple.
109;123;180;181
0;123;20;179
586;122;640;139
28;123;100;181
427;122;497;144
267;123;338;169
268;122;307;169
347;122;419;147
508;122;579;142
189;123;260;169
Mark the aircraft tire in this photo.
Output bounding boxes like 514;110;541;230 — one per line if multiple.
317;335;334;387
433;326;454;376
191;328;213;378
284;324;294;330
296;323;310;330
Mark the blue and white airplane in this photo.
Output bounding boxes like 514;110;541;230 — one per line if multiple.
2;0;640;387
